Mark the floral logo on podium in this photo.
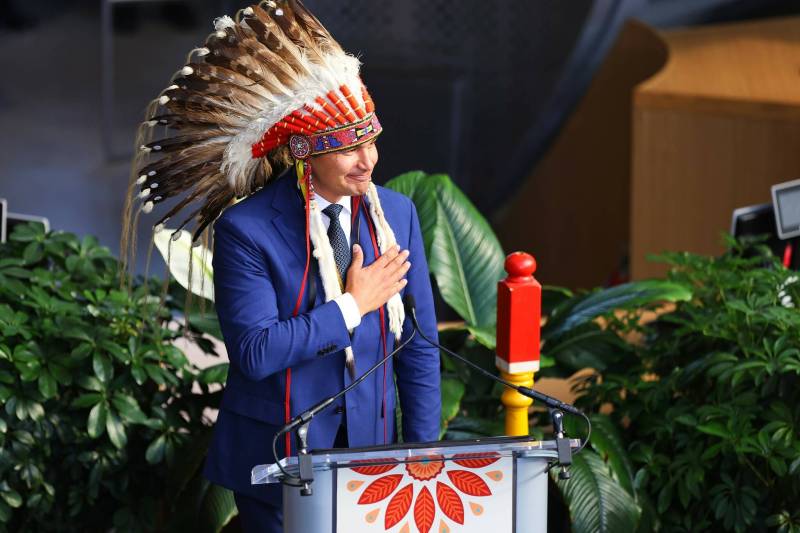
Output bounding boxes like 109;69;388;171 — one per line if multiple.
342;453;505;533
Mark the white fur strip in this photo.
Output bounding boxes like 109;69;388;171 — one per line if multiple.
366;183;405;341
308;197;355;369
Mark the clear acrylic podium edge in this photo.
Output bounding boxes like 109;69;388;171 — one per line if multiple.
252;438;581;485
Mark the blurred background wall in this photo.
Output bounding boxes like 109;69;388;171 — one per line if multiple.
1;0;798;286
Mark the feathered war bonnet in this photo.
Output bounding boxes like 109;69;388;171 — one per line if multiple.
119;0;404;377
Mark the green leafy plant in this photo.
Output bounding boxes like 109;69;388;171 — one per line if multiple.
0;223;233;532
578;239;800;532
384;172;693;532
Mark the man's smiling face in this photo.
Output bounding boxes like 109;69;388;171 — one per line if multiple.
309;140;378;202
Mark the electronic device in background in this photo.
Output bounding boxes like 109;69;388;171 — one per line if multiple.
730;178;800;270
772;179;800;240
0;198;51;244
7;212;50;238
0;199;6;243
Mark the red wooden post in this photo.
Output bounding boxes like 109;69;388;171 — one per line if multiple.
496;252;541;374
495;252;541;435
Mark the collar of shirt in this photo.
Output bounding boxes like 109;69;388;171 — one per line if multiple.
315;194;353;244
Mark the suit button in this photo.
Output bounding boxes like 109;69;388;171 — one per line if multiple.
334;406;344;414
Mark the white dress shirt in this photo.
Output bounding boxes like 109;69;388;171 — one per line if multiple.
316;194;362;329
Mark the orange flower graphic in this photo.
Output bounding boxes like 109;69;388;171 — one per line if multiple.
347;453;502;533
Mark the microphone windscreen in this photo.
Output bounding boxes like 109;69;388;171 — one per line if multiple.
403;294;416;314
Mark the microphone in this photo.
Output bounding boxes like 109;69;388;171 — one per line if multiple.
272;318;417;492
402;294;582;416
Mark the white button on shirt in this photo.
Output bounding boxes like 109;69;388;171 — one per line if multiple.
316;194;362;330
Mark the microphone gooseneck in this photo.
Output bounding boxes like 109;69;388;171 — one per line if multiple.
403;294;591;455
403;295;581;415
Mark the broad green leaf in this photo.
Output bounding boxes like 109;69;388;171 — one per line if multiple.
9;221;43;242
23;242;44;264
588;415;636;496
440;377;465;438
98;339;130;363
111;393;148;424
199;363;229;385
544;325;629;374
385;172;505;328
556;450;641;533
1;490;22;508
146;435;166;464
78;375;104;392
131;365;147;385
37;371;57;399
92;353;113;383
49;362;72;385
72;393;103;409
145;364;165;385
186;312;223;341
444;415;505;440
88;402;108;438
466;325;496;350
198;484;237;533
545;280;692;338
382;170;428;198
696;423;730;439
166;428;214;498
154;227;214;302
106;411;127;449
13;430;34;446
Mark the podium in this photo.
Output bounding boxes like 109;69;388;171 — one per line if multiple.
252;436;580;532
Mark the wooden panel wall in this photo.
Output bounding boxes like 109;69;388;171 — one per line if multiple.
631;16;800;279
494;21;668;289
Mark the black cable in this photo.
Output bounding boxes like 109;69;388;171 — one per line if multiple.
576;411;591;455
405;295;589;452
272;431;303;487
407;304;581;416
270;329;417;485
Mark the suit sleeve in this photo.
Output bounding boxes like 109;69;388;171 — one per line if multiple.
394;200;442;442
212;215;352;381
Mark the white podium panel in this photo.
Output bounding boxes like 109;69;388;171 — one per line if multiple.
252;436;579;533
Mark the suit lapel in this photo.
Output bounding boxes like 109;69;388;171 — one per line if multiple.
271;174;308;266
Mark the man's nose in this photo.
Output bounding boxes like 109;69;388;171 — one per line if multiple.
356;149;374;170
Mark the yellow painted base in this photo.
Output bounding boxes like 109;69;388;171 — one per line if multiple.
500;371;535;436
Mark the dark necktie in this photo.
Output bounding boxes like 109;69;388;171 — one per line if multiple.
322;203;351;284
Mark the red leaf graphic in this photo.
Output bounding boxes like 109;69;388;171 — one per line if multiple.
358;474;403;504
385;483;414;529
436;482;464;524
452;452;500;469
349;458;397;476
414;486;435;533
447;470;492;496
452;457;500;469
351;464;398;476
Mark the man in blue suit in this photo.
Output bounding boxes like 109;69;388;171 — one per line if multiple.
204;136;441;530
123;2;440;529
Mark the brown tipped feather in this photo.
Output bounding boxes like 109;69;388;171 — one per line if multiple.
122;0;365;284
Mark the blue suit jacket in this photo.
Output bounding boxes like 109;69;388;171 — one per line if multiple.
203;172;441;502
